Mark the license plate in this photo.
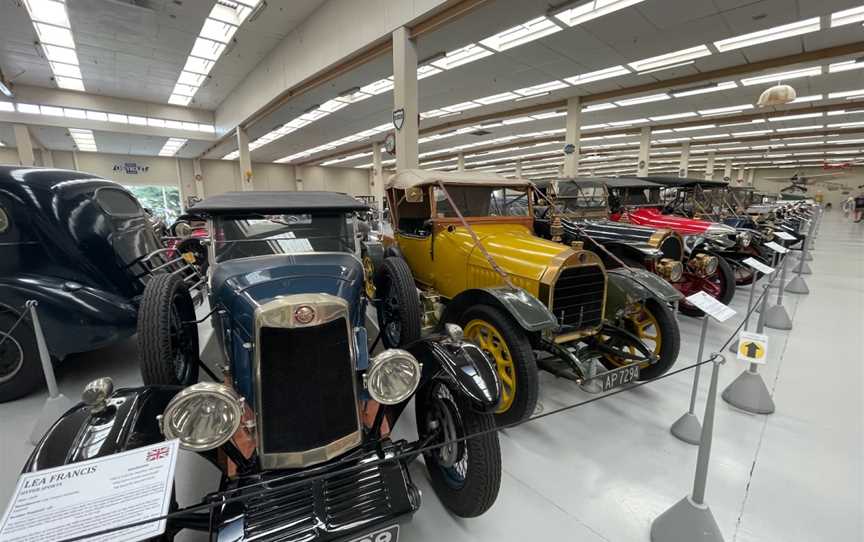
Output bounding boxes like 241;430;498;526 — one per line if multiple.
592;364;640;392
347;524;399;542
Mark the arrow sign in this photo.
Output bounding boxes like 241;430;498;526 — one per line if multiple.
737;330;769;364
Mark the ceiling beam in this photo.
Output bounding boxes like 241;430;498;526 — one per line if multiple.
0;112;218;141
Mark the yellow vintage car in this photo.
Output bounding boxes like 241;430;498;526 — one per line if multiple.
378;170;681;425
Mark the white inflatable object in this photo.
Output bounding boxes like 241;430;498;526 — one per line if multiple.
757;84;797;107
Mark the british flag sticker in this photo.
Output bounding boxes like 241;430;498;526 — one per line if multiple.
146;446;170;462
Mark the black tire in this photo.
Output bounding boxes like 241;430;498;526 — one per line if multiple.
416;380;501;517
678;253;736;317
0;311;43;402
374;257;422;348
458;305;538;426
138;273;199;386
599;299;680;380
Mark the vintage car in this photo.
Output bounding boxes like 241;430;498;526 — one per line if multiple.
26;190;503;541
0;165;202;402
532;177;733;315
382;170;682;426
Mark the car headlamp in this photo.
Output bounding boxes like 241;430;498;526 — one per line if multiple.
688;253;719;277
657;258;684;282
365;349;422;405
160;382;244;451
737;231;752;247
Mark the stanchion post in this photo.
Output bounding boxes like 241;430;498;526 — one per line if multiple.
786;227;811;294
764;253;793;330
670;316;709;445
651;354;726;542
27;300;74;444
729;274;757;354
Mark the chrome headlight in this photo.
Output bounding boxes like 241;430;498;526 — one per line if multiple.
160;382;244;451
737;231;752;247
688;253;719;277
657;258;683;282
365;349;422;405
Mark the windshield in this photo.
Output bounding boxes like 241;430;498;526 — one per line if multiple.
434;186;531;217
213;213;355;262
556;185;606;211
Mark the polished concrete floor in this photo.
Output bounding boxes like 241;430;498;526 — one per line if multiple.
1;213;861;541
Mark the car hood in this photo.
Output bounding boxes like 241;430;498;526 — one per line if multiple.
211;252;365;333
618;207;734;235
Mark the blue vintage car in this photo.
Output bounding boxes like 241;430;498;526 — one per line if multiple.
26;190;503;541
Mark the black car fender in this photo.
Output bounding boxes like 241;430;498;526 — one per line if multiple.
23;386;181;473
442;286;558;333
407;337;501;412
608;268;683;305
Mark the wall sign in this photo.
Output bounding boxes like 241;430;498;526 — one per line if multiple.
384;133;396;155
392;108;405;131
563;143;576;155
113;162;149;175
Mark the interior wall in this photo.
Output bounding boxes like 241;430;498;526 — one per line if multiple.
297;165;371;195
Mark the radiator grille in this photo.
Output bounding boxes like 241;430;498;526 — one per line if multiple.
551;266;605;329
258;319;358;456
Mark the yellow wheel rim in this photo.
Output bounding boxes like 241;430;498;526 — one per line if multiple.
603;303;661;368
362;256;376;298
464;319;516;414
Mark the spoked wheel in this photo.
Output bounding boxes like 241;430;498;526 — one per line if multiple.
678;253;735;317
138;273;200;386
416;379;501;518
374;257;421;348
459;305;538;425
0;312;42;403
597;299;680;380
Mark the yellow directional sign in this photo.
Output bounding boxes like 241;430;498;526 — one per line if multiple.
737;331;769;364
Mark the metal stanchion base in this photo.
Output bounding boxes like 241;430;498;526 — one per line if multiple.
800;250;813;261
721;369;775;414
28;394;75;445
793;261;812;275
764;304;793;330
670;412;702;445
651;496;725;542
785;276;810;295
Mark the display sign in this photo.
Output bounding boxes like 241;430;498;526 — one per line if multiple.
743;257;774;275
113;162;149;175
737;331;769;364
0;440;179;542
685;291;736;322
392;108;405;131
763;241;789;254
773;231;796;241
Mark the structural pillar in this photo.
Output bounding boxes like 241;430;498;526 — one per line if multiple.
192;158;205;198
457;152;465;171
637;126;651;177
705;151;716;180
735;167;745;185
678;142;690;177
746;168;755;186
13;125;35;166
237;127;253;191
723;159;732;182
515;160;523;178
372;142;385;214
392;26;419;171
563;96;581;177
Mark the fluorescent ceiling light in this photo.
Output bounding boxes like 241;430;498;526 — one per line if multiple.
360;78;394;95
674;124;715;132
86;111;107;121
615;93;669;106
443;101;483;113
714;17;820;52
513;80;568;96
828;89;864;99
479;16;561;51
40;105;63;116
829;60;864;73
740;67;821;86
699;104;753;116
43;44;78;65
128;115;147;125
629;45;711;73
791;94;823;103
17;103;41;114
650;112;698;121
475;92;520;105
107;113;127;124
582;102;617;112
768;112;823;121
555;0;647;27
565;65;630;85
672;81;737;97
831;5;864;27
776;124;823;132
532;111;566;120
638;60;694;75
733;130;772;137
430;44;493;70
609;118;648;126
417;64;442;80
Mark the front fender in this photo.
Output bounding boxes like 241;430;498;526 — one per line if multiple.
24;386;181;473
607;268;683;310
443;287;557;332
408;337;500;412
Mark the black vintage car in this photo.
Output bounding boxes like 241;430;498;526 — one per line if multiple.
26;191;503;541
0;166;202;402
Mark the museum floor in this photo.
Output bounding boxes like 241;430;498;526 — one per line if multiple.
1;213;861;542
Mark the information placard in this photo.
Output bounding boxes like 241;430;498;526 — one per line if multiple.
0;440;179;542
763;241;789;254
685;291;737;322
737;331;769;364
743;257;774;275
773;231;796;241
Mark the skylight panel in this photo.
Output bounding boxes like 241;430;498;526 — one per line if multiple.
199;17;238;43
49;62;81;78
168;95;193;106
479;16;561;51
565;65;630;85
24;0;70;27
40;105;63;116
190;37;226;61
555;0;647;27
184;56;215;76
740;67;821;86
63;107;86;118
128;115;147;125
831;5;864;27
24;0;86;92
17;103;41;115
69;128;97;152
159;138;187;157
55;76;84;91
615;93;669;106
629;45;711;73
86;111;107;122
34;23;74;48
430;44;493;70
714;18;820;52
172;83;199;97
178;71;207;87
108;113;128;124
42;44;78;66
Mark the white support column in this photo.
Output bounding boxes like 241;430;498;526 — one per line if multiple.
735;167;745;185
637;126;651;177
372;142;384;214
515;160;523;178
192;158;205;198
42;150;54;168
237;127;253;191
746;169;755;186
174;158;189;211
457;152;465;171
705;151;716;180
13;125;35;166
678;142;690;177
71;150;80;171
723;159;732;182
392;26;419;171
563;96;581;177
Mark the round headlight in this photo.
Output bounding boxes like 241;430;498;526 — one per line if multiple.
737;231;752;247
366;349;422;405
160;382;244;451
704;255;719;276
657;258;683;282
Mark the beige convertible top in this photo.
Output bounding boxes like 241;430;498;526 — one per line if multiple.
386;169;531;190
